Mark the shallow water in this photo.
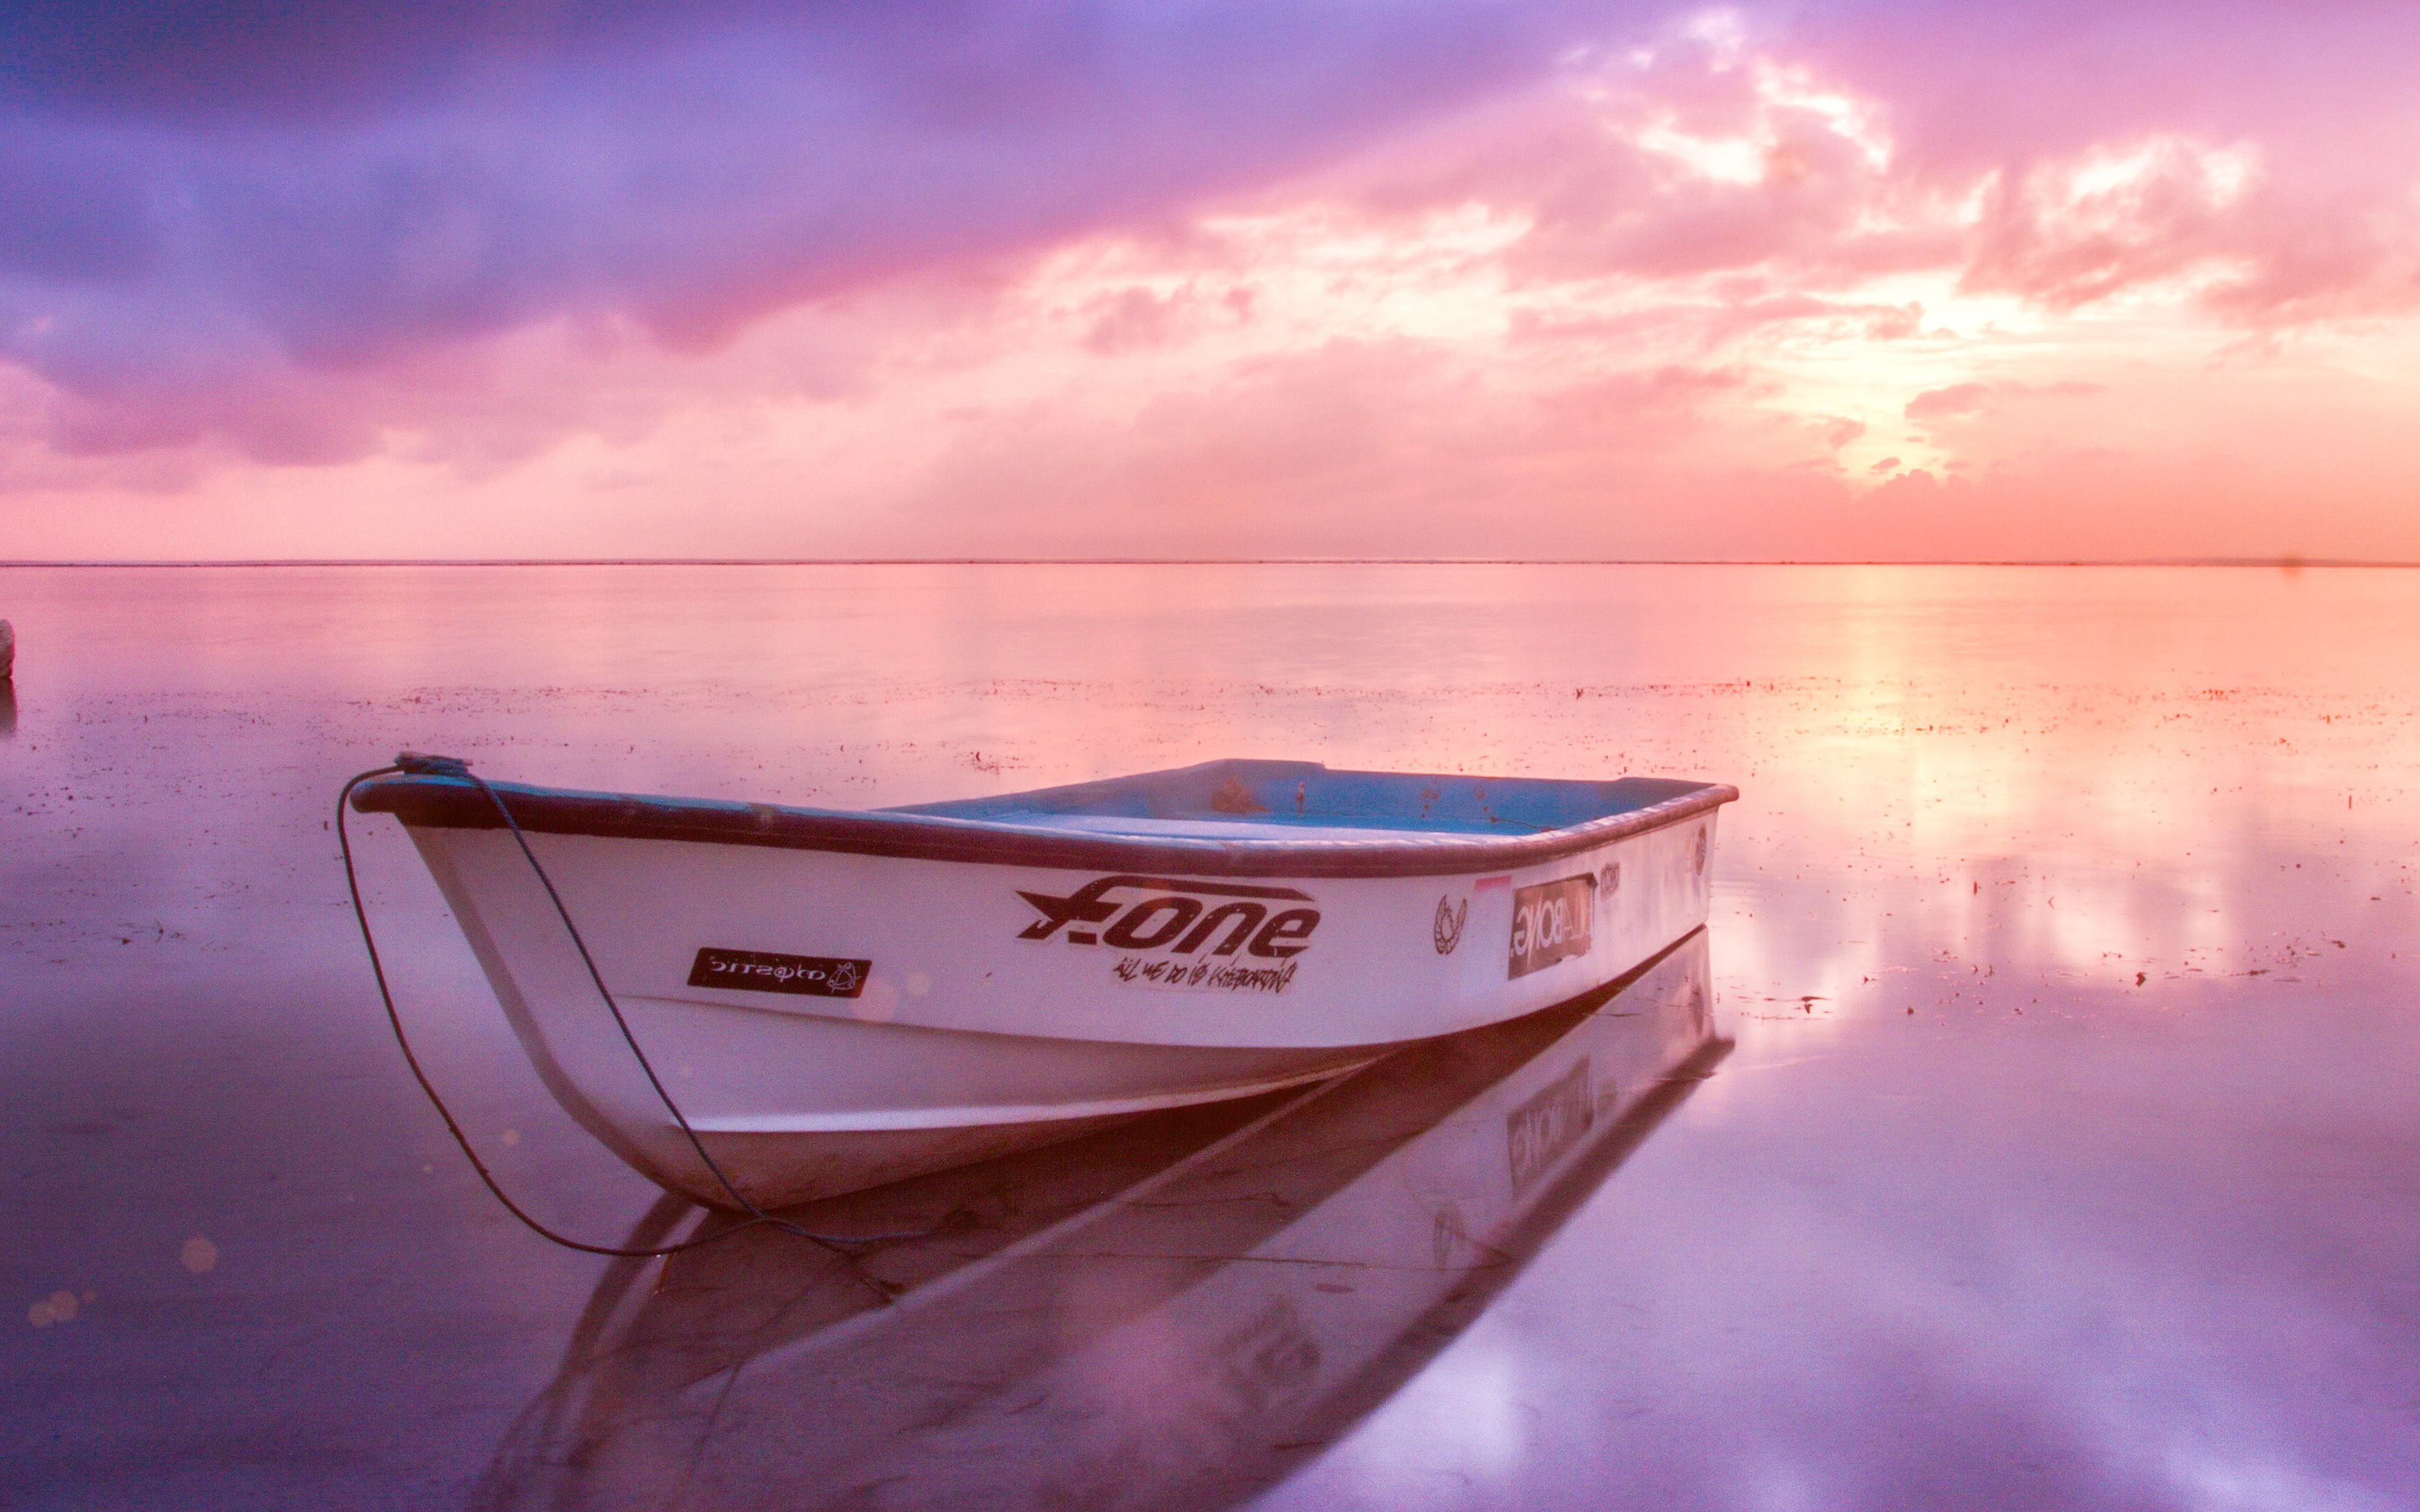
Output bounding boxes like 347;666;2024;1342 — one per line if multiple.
4;563;2416;1510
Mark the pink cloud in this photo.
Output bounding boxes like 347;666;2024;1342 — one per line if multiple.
1079;285;1257;357
9;1;2420;563
1906;381;2105;423
1905;384;1991;422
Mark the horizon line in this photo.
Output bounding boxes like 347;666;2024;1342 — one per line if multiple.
0;556;2412;570
0;556;2410;568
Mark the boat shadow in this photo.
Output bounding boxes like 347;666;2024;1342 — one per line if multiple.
475;930;1727;1512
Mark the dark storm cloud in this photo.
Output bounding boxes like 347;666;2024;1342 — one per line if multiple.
0;1;1610;452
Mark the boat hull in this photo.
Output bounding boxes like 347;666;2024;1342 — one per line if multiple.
402;797;1724;1208
475;932;1726;1511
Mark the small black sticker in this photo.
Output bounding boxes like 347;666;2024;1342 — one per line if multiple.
688;948;868;998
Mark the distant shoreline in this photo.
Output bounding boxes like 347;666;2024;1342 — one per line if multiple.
0;558;2409;570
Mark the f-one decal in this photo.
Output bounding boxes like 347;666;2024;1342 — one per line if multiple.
688;948;868;998
1017;875;1321;960
1506;1057;1594;1194
1508;873;1595;979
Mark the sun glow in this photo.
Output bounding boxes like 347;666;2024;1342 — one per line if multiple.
7;4;2420;563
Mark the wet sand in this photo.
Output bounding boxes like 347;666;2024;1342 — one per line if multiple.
3;563;2416;1509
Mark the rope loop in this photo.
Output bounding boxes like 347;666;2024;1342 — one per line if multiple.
340;755;933;1269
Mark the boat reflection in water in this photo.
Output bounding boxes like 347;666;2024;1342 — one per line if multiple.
479;931;1725;1512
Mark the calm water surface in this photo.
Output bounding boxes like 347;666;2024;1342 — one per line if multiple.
3;564;2416;1509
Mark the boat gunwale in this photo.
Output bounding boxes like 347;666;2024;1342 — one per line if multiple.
350;764;1738;879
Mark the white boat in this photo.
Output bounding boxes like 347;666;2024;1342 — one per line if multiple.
351;757;1736;1209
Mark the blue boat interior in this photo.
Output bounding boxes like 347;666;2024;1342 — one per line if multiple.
894;759;1712;841
353;755;1734;873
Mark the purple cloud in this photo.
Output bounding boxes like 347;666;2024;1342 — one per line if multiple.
7;0;2420;486
0;1;1616;457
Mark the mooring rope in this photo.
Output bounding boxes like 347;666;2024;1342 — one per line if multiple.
339;753;936;1266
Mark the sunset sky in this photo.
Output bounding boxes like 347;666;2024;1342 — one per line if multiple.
6;1;2420;561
